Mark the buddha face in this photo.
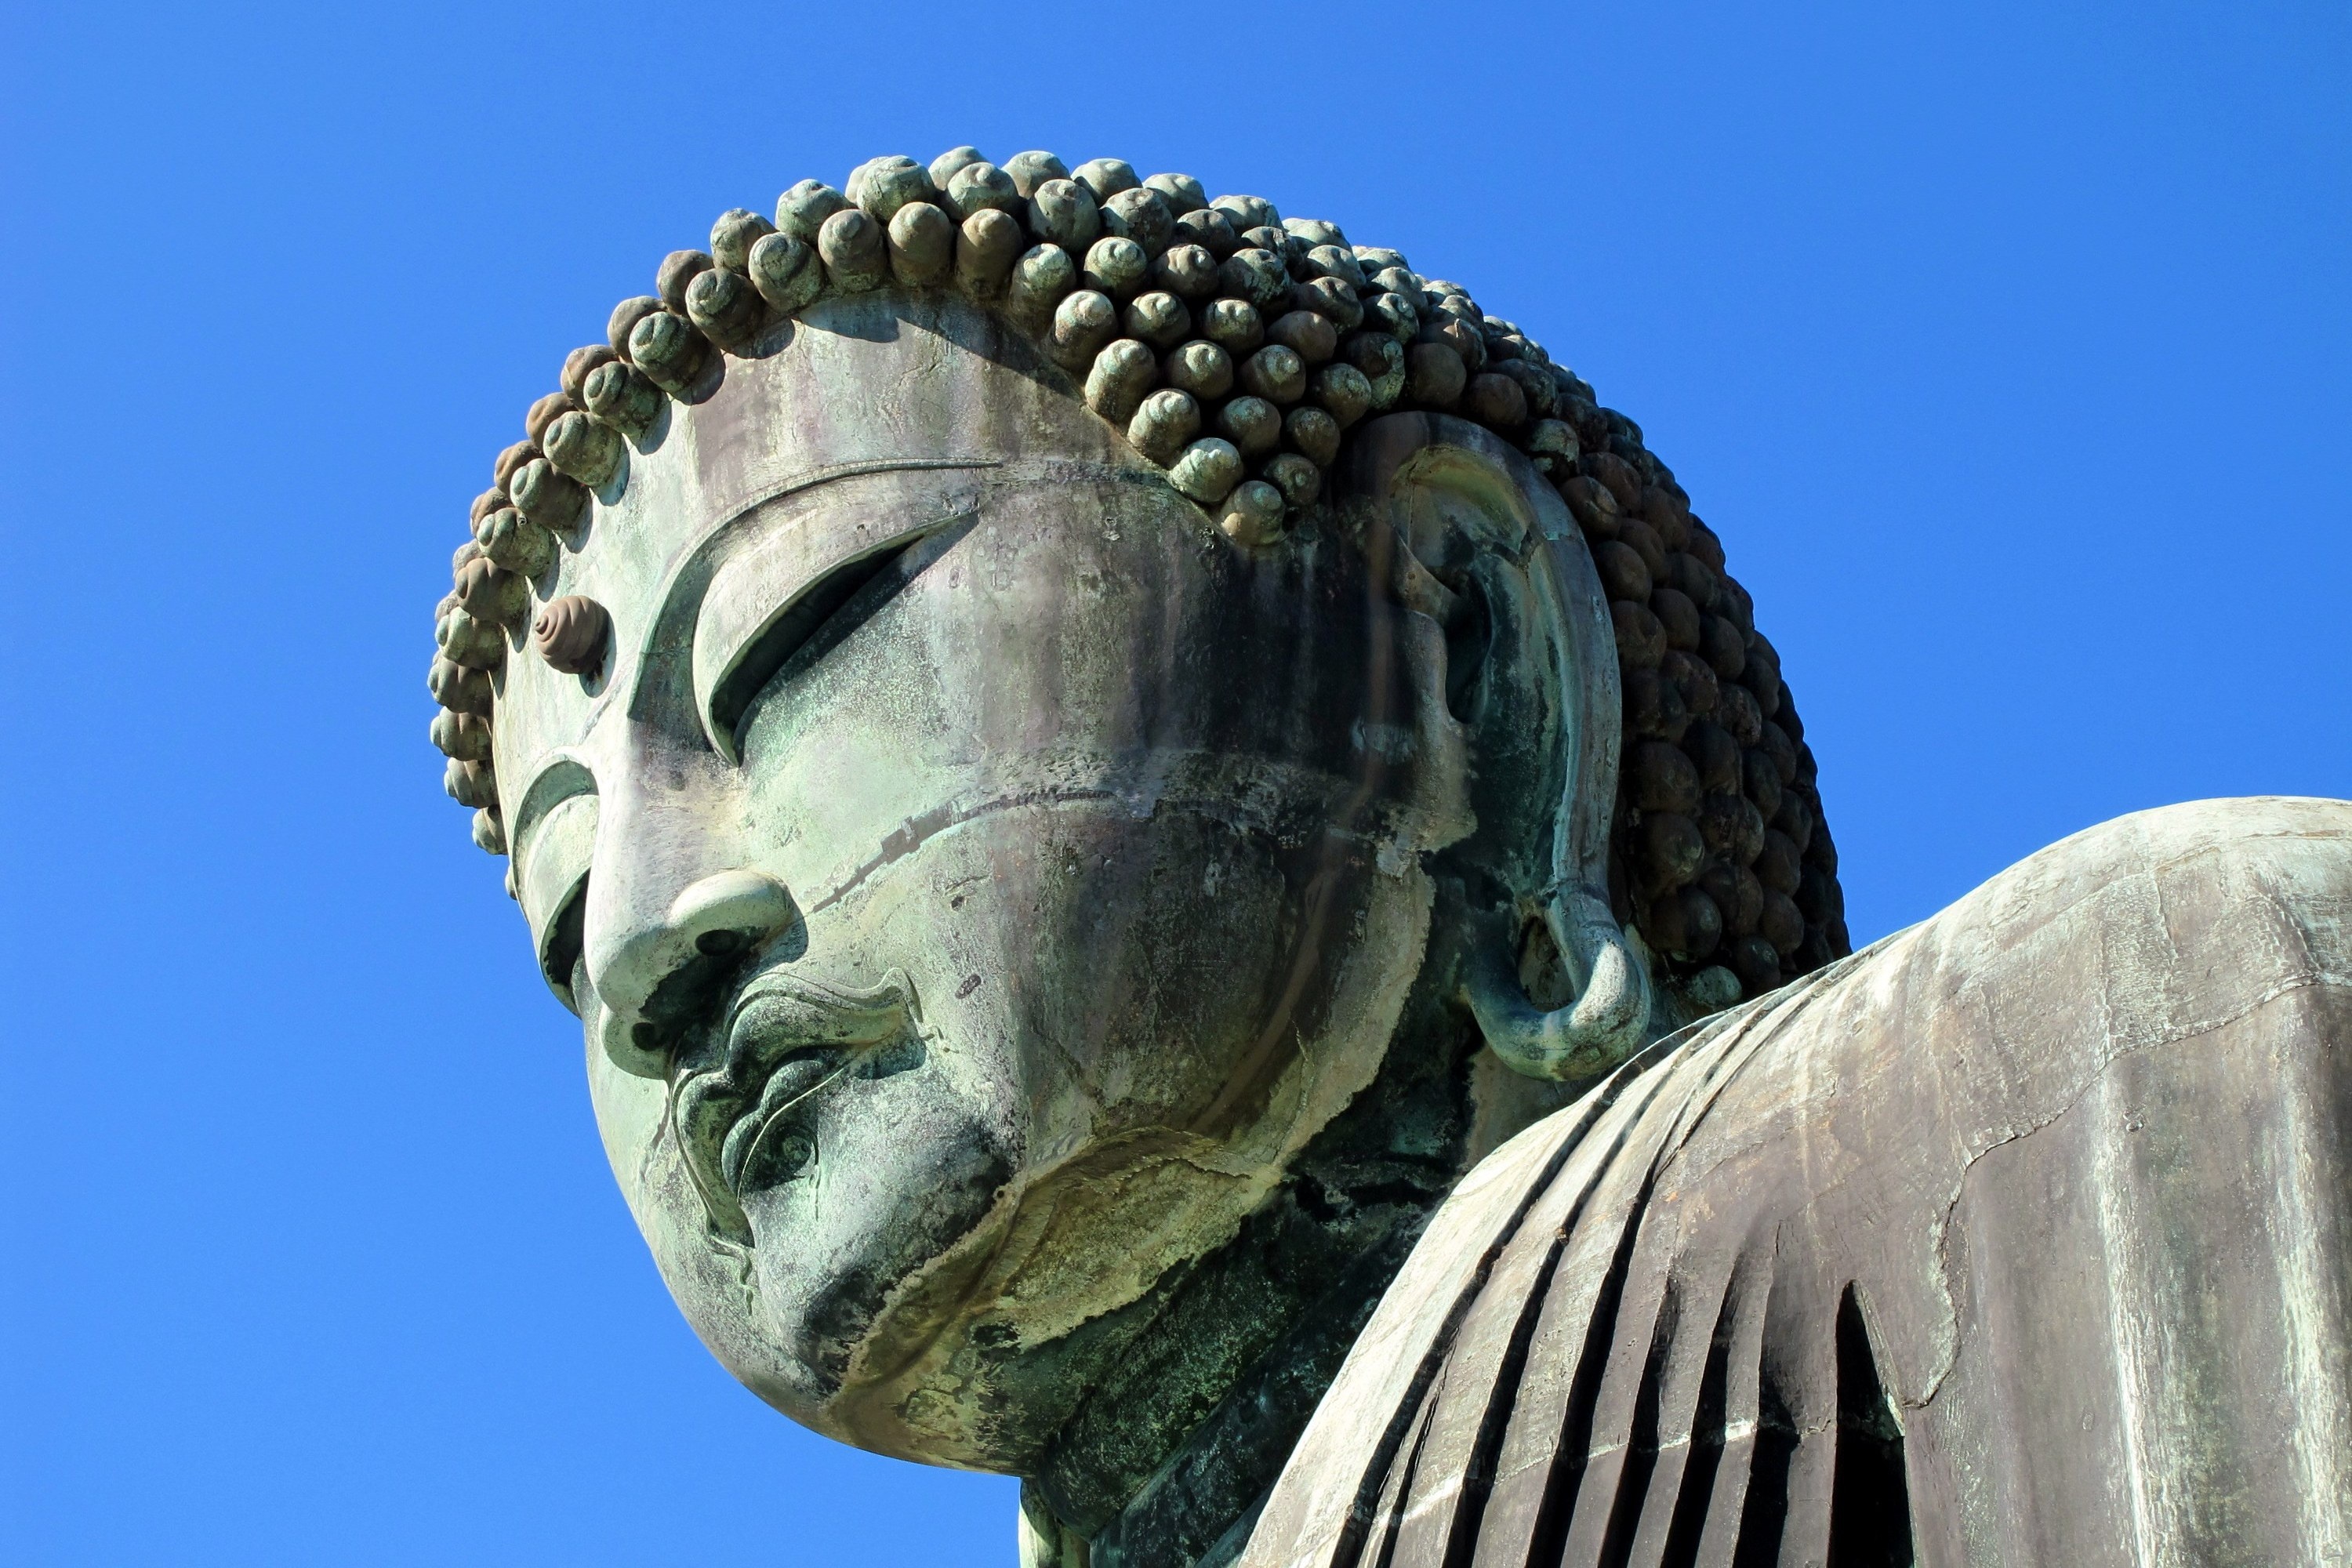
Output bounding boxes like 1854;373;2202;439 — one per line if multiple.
488;291;1595;1470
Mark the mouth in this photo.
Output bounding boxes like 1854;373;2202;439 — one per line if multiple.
669;966;924;1246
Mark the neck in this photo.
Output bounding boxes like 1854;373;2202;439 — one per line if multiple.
1026;978;1487;1566
1080;1210;1428;1567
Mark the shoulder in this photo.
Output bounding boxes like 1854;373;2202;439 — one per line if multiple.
1238;797;2352;1568
1229;996;1756;1568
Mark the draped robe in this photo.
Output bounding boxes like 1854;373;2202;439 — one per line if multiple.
1238;797;2352;1568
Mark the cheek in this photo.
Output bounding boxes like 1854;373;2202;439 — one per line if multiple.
585;1033;669;1210
586;1038;744;1337
992;811;1359;1134
819;800;1402;1148
585;1026;852;1420
583;1035;760;1360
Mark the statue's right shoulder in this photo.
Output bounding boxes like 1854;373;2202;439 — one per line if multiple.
1238;796;2352;1568
1232;951;1845;1568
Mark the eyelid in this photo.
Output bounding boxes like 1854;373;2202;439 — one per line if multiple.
691;488;979;763
506;756;597;989
507;756;595;869
517;792;599;1004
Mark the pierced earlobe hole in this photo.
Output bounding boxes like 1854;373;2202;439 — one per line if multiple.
695;929;748;957
1443;579;1492;724
630;1022;663;1051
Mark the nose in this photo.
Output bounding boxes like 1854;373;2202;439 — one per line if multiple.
586;866;801;1074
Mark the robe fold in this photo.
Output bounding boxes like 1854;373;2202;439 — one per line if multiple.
1240;797;2352;1568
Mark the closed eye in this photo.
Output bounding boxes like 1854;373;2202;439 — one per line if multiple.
512;783;598;1011
699;515;972;760
541;872;589;1012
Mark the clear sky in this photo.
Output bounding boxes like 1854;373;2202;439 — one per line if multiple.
3;2;2345;1563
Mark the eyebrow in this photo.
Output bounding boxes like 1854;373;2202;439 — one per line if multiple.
493;459;1008;840
691;488;983;760
655;456;998;630
644;457;1000;643
557;457;998;740
506;752;597;900
706;457;1001;538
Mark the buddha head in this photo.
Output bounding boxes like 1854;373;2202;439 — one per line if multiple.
425;149;1846;1486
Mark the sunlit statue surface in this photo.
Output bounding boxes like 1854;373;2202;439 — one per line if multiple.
427;147;2351;1566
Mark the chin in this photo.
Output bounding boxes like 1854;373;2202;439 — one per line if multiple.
588;1044;1007;1447
737;1054;1014;1417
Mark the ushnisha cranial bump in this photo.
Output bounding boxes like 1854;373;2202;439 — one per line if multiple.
425;146;1849;1005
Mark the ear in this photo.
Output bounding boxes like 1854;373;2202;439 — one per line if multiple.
1341;412;1651;1081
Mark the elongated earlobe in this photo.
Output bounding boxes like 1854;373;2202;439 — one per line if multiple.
1345;413;1652;1082
1461;891;1650;1081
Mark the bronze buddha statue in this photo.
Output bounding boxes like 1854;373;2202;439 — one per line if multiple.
427;147;2350;1566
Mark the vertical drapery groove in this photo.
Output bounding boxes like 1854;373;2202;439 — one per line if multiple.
1592;1279;1679;1568
1519;1197;1651;1567
1432;1232;1574;1568
1825;1286;1912;1568
1653;1277;1740;1568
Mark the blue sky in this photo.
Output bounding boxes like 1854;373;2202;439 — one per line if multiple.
3;2;2345;1563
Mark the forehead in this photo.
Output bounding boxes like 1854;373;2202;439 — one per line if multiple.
493;291;1127;777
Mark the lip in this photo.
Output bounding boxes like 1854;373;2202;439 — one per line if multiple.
670;967;921;1243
